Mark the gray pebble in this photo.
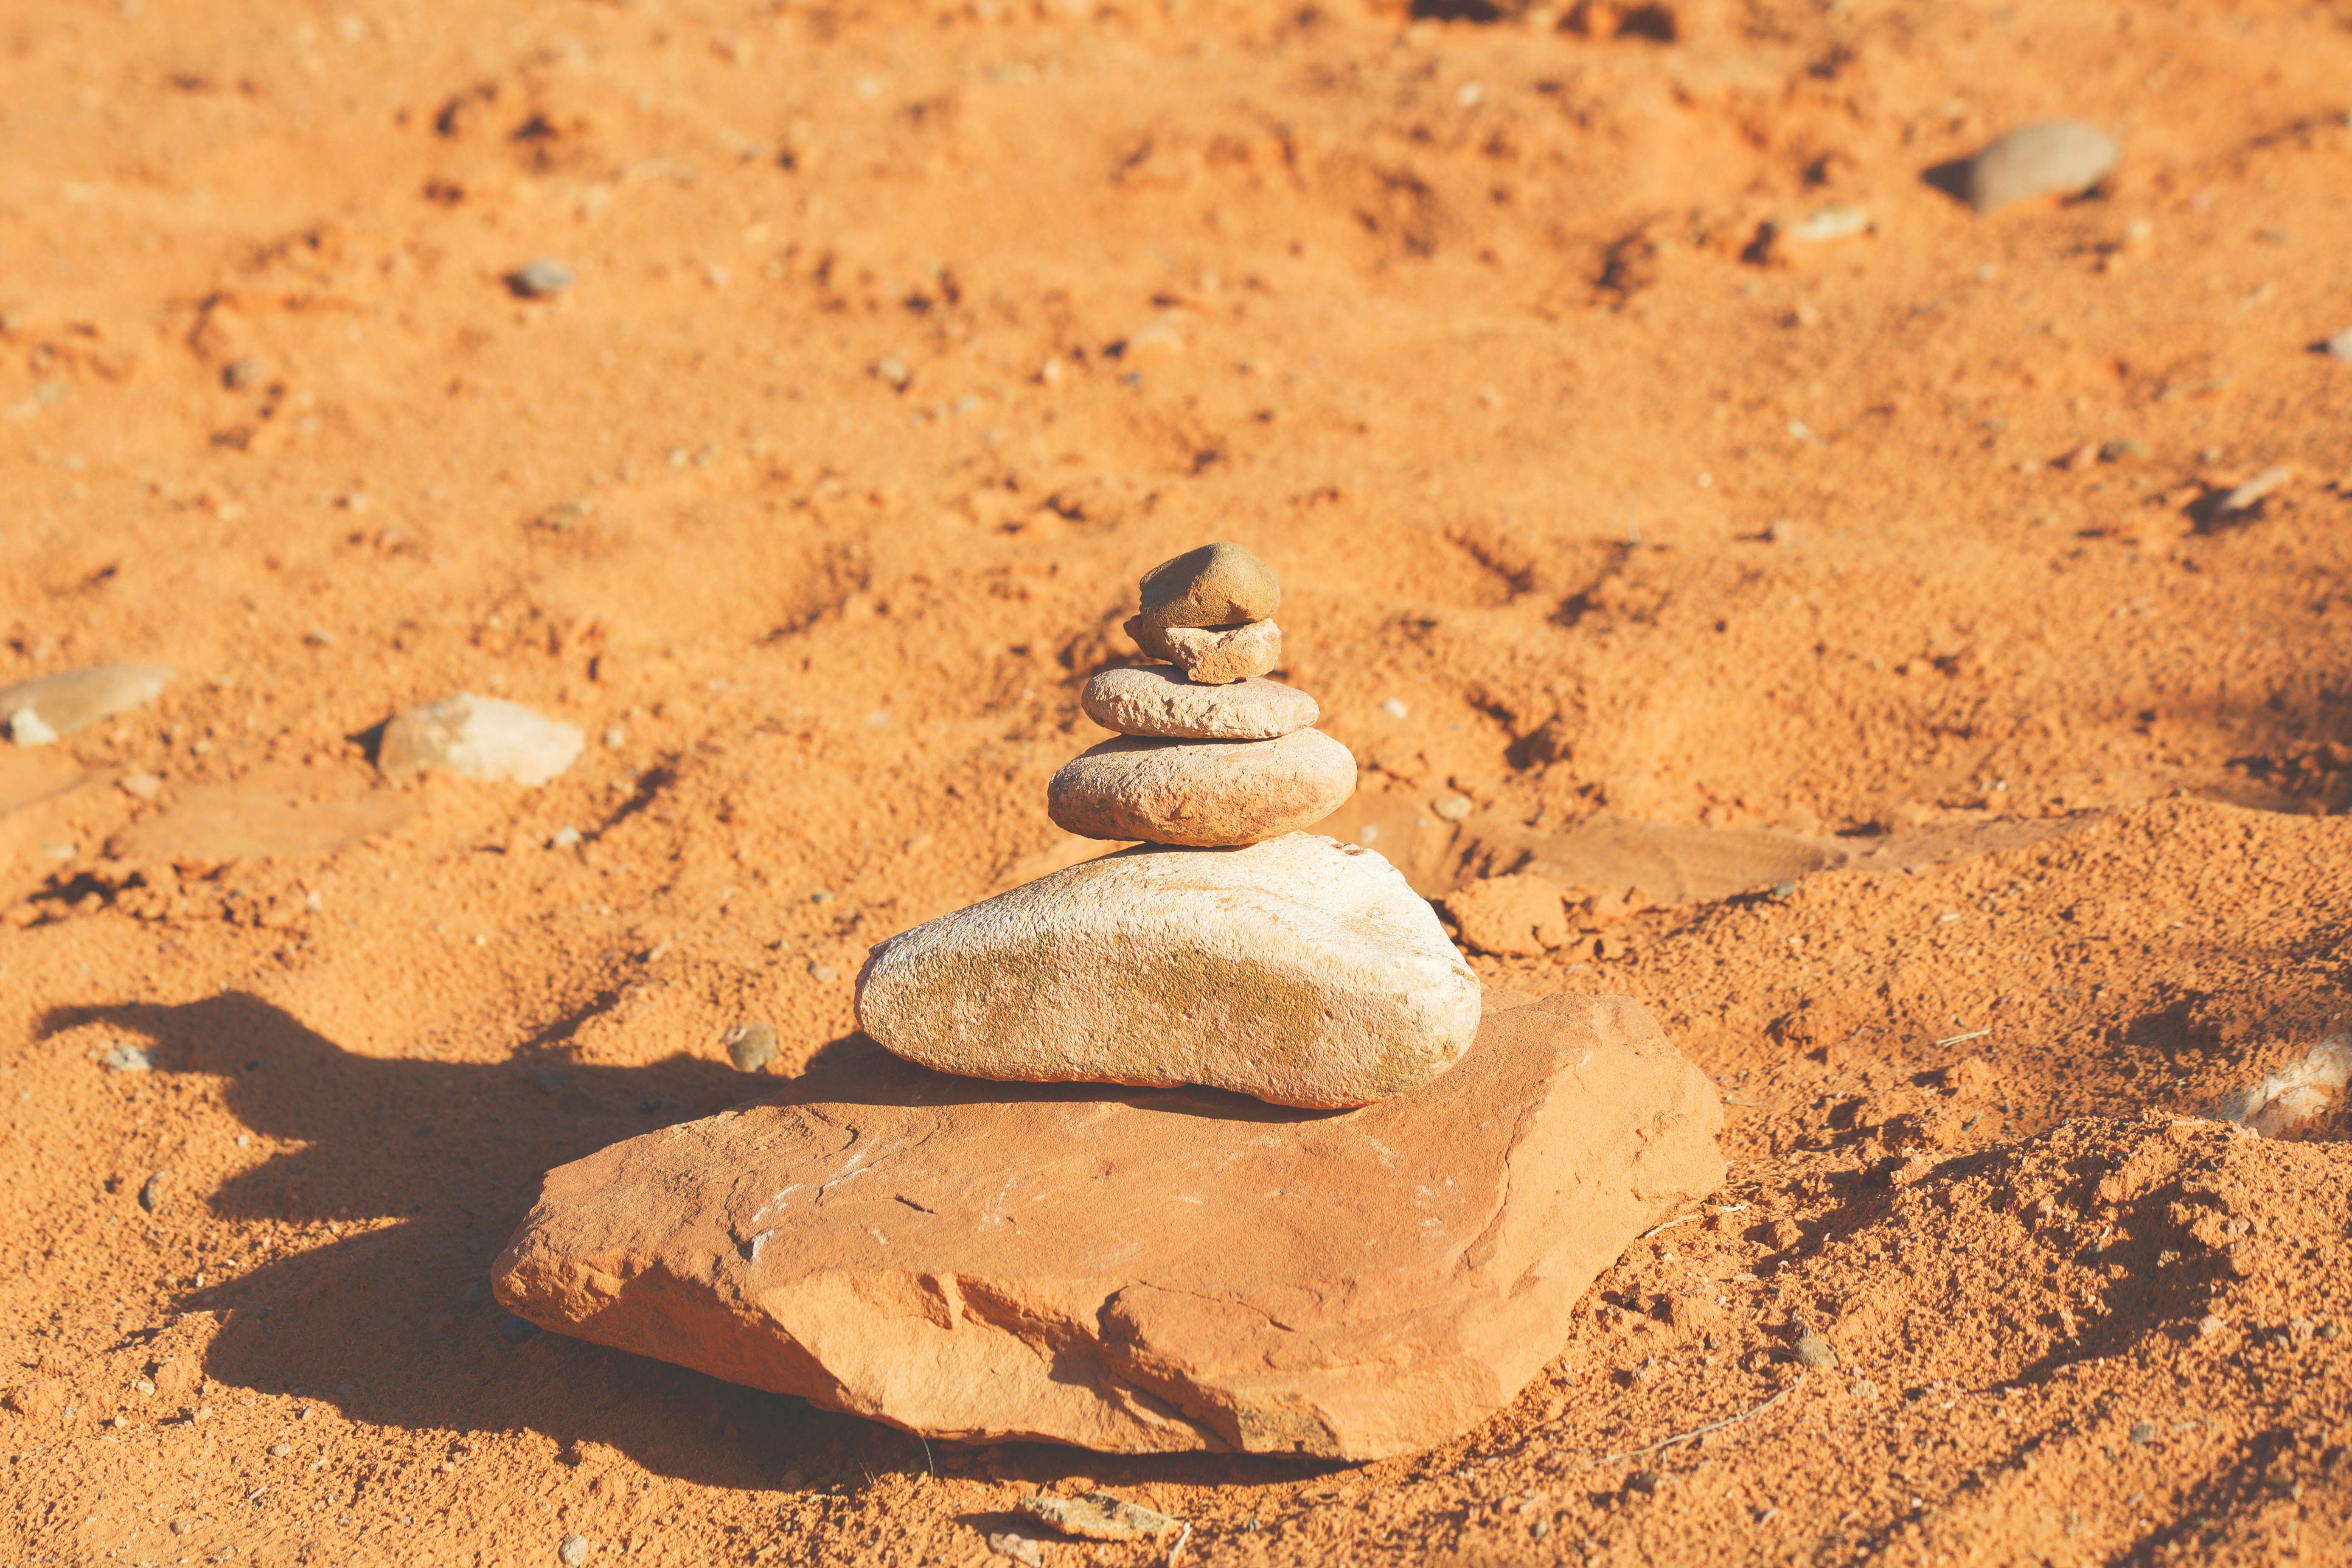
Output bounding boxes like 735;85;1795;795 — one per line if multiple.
1794;1330;1838;1370
138;1169;169;1214
1953;121;2119;213
724;1022;779;1074
2129;1419;2156;1445
507;259;573;299
558;1534;590;1566
101;1044;153;1073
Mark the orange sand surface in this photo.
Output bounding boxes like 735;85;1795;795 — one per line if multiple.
4;0;2350;1563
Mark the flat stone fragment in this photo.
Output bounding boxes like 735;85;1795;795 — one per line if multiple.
378;693;584;786
1016;1493;1180;1542
1123;617;1281;684
0;665;173;746
492;990;1727;1459
1081;667;1316;741
1048;729;1355;846
1132;542;1280;629
856;833;1479;1107
1956;121;2119;213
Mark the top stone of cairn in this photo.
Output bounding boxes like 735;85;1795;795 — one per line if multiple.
1131;541;1280;629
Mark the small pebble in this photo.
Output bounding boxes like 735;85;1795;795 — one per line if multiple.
602;727;626;749
101;1044;152;1073
2199;1313;2227;1338
222;355;267;390
118;770;163;801
985;1533;1042;1567
507;259;573;299
379;693;584;787
1794;1330;1838;1369
138;1169;169;1213
557;1534;590;1566
2129;1419;2156;1445
873;355;911;390
1380;698;1409;719
1953;121;2120;213
2325;329;2352;362
724;1022;779;1073
549;826;581;849
808;962;839;983
1432;794;1474;823
268;1442;292;1456
2216;466;2291;515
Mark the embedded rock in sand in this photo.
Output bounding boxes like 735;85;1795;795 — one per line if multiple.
493;990;1726;1459
1080;666;1316;741
1123;616;1282;684
0;664;173;746
1956;121;2119;213
1048;729;1355;846
1131;541;1280;629
856;834;1479;1107
378;693;584;786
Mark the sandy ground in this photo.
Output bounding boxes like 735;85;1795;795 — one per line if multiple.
5;0;2352;1562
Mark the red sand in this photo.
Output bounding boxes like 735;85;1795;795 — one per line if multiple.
4;0;2350;1563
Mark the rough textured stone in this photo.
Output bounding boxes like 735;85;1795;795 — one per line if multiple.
378;693;584;786
1016;1493;1179;1542
0;665;172;746
1048;730;1354;846
1132;542;1280;629
1444;874;1574;957
1081;667;1315;741
856;833;1479;1107
492;990;1727;1459
1957;121;2119;213
1123;617;1281;684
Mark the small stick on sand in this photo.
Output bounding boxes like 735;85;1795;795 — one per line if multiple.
1168;1520;1193;1566
1598;1371;1807;1464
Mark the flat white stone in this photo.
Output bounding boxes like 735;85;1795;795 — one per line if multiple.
379;693;584;786
856;833;1482;1108
1959;121;2119;213
1081;666;1316;740
0;665;173;746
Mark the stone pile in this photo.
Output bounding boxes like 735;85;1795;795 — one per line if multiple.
494;544;1728;1462
860;541;1481;1108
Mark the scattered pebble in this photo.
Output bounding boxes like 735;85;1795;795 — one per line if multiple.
1952;121;2120;213
0;664;173;746
138;1169;169;1213
2129;1419;2156;1445
268;1442;292;1456
549;825;581;849
873;354;912;390
557;1534;590;1566
2199;1313;2227;1338
379;693;585;787
101;1044;152;1073
1794;1330;1838;1369
2216;466;2291;516
506;259;573;299
985;1532;1043;1566
724;1022;779;1073
2325;329;2352;362
1379;698;1409;719
221;355;267;390
117;770;163;801
602;727;626;749
1432;794;1475;822
808;962;839;983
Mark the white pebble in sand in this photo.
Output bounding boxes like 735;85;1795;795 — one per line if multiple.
379;693;584;787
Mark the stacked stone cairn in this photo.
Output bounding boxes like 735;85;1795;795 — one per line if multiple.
491;544;1726;1465
854;541;1485;1109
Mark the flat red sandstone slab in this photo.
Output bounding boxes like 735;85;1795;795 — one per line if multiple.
493;991;1725;1460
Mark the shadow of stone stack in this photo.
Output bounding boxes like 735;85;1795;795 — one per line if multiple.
492;545;1728;1462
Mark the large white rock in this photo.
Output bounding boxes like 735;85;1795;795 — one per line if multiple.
1080;666;1316;740
1048;729;1355;846
378;693;584;786
855;833;1482;1108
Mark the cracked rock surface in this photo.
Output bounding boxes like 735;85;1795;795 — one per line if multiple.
491;990;1724;1459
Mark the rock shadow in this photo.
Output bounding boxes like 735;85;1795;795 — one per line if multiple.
32;991;913;1490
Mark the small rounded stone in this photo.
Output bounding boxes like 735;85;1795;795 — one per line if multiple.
1125;616;1282;684
1132;541;1280;629
1957;121;2119;214
1081;667;1316;740
1047;729;1356;846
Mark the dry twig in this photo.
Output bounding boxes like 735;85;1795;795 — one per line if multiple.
1597;1371;1807;1464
